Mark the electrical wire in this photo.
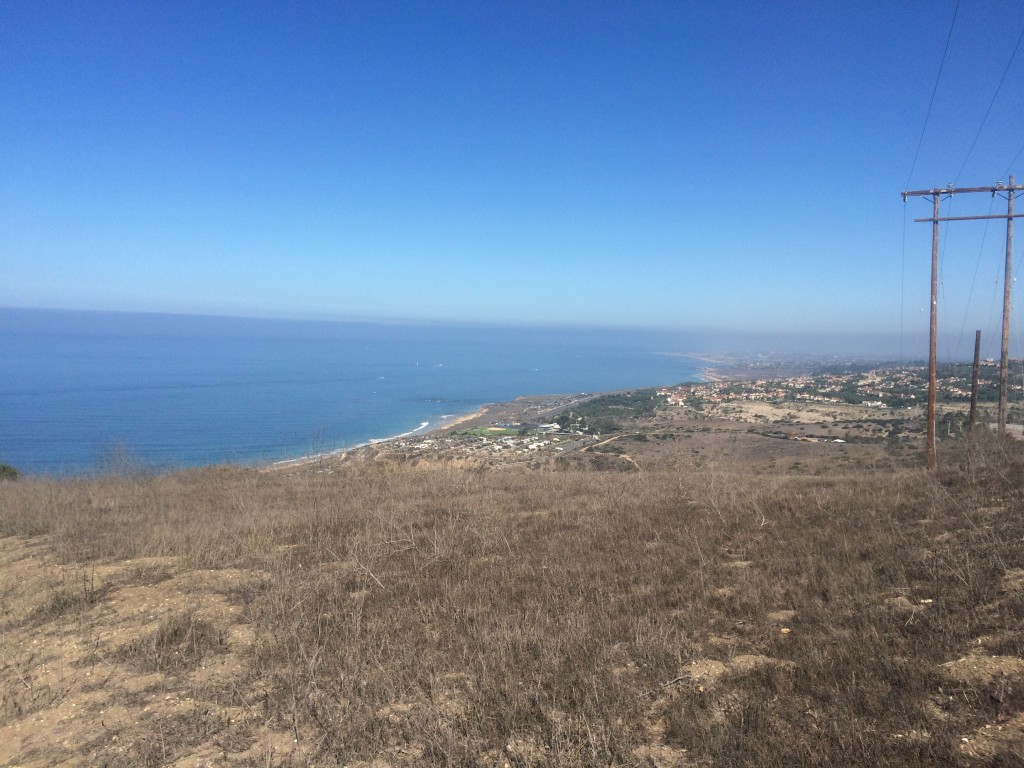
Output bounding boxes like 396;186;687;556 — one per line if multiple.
905;0;960;189
984;251;1004;360
954;25;1024;184
1005;140;1024;180
955;195;997;359
938;194;955;362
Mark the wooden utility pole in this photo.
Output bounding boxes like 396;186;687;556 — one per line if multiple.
999;176;1016;432
928;191;940;470
902;178;1024;470
970;330;981;431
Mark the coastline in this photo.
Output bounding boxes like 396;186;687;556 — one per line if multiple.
266;407;493;471
265;393;598;472
260;355;714;472
4;311;715;474
699;366;727;383
266;360;713;472
426;406;492;433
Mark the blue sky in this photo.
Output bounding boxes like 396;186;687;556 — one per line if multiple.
2;1;1023;354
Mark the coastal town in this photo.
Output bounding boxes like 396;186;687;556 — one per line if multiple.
680;359;1014;408
308;360;1023;472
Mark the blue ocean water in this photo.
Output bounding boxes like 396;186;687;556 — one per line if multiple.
1;308;704;475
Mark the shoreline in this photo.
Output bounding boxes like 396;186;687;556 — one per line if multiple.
699;366;727;383
266;364;714;472
264;392;604;472
266;407;493;471
253;357;718;472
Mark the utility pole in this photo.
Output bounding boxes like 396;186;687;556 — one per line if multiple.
928;191;939;469
999;176;1016;432
902;178;1023;470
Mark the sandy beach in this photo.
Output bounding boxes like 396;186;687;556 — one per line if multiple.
265;393;598;471
429;406;491;432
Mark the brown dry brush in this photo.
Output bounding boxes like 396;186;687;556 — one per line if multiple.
1;434;1023;766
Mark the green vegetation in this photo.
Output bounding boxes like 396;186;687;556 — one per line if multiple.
556;388;667;434
0;463;19;481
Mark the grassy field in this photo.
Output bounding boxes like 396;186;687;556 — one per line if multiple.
1;432;1023;766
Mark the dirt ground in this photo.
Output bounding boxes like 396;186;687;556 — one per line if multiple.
0;538;305;767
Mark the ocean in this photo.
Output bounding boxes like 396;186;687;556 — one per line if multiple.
1;308;705;475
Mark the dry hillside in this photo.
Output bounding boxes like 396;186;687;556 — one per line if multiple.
1;430;1023;766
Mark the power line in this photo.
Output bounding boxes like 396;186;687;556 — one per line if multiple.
955;195;997;360
1006;139;1024;179
939;198;952;363
905;0;961;189
902;179;1022;467
954;24;1024;183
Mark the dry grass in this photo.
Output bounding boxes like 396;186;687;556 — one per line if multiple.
1;433;1023;766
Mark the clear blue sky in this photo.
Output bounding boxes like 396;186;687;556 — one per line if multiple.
2;1;1023;352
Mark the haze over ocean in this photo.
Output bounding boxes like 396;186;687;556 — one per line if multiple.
1;308;711;475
